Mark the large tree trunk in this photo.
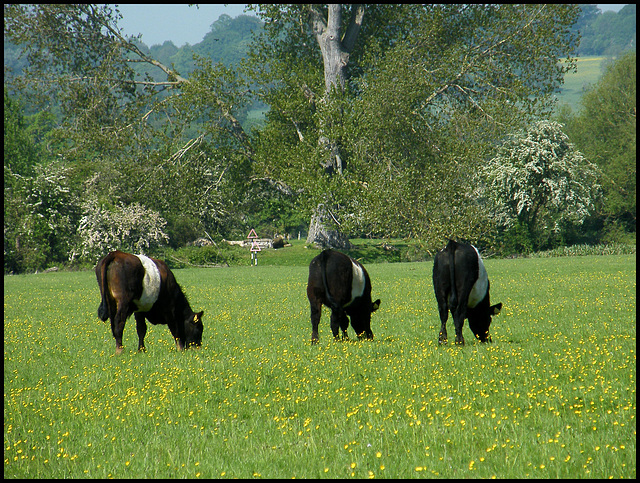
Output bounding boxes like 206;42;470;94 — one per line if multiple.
306;204;351;249
306;4;365;248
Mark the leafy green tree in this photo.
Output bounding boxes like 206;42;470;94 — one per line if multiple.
4;90;70;273
4;89;39;179
245;4;382;248
575;5;637;56
480;120;601;252
5;4;583;265
4;160;81;273
246;4;581;251
4;4;255;258
559;51;636;241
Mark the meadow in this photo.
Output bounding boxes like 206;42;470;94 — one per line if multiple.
556;55;608;111
4;253;636;478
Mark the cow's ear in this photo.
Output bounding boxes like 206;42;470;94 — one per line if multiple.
193;311;204;324
491;303;502;316
372;299;381;312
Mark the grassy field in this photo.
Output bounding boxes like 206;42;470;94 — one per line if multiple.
556;55;608;111
4;254;636;478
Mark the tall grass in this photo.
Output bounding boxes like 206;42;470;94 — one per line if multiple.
4;255;636;478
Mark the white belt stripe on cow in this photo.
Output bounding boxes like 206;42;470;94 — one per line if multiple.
134;254;161;311
343;260;366;308
467;246;488;308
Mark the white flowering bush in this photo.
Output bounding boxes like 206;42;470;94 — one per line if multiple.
4;161;80;272
480;120;601;247
75;198;170;262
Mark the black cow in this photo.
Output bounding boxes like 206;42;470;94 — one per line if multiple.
433;240;502;345
96;250;204;353
307;249;381;343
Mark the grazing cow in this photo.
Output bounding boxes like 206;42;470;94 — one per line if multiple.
307;249;381;343
433;240;502;345
95;251;204;353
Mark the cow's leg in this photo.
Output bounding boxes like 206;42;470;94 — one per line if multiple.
167;324;185;351
330;309;350;340
339;314;350;340
452;306;466;345
309;301;322;344
437;304;449;345
111;304;128;354
330;310;349;341
135;313;148;352
330;309;340;340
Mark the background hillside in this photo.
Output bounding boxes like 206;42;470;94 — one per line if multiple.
574;4;635;55
5;6;635;115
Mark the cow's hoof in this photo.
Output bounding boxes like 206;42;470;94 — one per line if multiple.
115;346;124;355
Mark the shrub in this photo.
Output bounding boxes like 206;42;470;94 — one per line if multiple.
74;198;170;263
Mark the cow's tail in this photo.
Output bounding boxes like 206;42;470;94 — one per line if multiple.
320;249;341;311
446;239;458;309
96;252;116;321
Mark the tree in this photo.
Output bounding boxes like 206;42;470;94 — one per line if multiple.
5;4;583;264
4;90;74;273
246;4;581;251
4;89;39;180
575;4;637;56
75;195;170;263
246;4;378;248
4;160;81;273
559;51;636;241
480;120;601;252
4;4;255;252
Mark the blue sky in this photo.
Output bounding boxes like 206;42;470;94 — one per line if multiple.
114;4;629;48
115;4;253;47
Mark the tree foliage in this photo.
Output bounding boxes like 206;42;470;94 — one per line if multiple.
574;4;636;56
75;196;169;263
245;4;581;251
4;161;79;273
558;51;636;241
4;89;39;179
4;4;257;273
4;4;593;271
481;120;601;252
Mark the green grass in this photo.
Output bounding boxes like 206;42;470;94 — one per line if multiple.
4;255;636;478
556;56;607;111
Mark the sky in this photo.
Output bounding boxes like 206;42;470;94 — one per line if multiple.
114;4;629;48
115;4;253;47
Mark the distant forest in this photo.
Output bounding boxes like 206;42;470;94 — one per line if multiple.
573;4;636;55
6;5;633;129
143;5;637;71
5;5;636;80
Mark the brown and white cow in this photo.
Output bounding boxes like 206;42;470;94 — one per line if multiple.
433;240;502;345
307;249;381;343
96;251;203;353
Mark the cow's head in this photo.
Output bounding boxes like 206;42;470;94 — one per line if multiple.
468;303;502;342
352;299;380;340
184;310;204;348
